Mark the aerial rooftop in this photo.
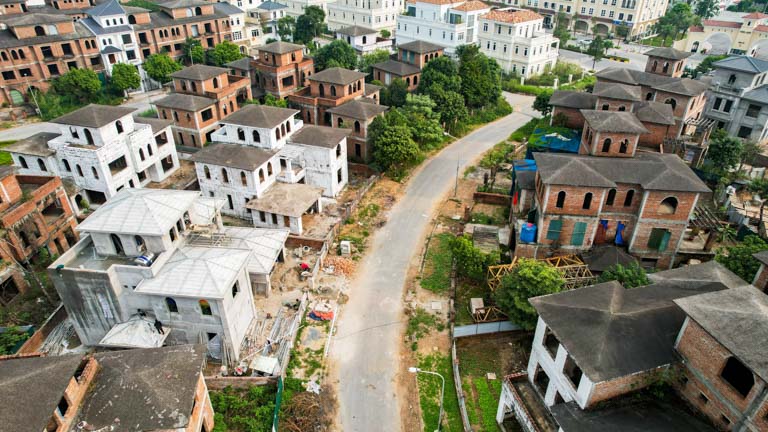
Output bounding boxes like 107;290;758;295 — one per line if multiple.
220;104;299;129
51;104;135;128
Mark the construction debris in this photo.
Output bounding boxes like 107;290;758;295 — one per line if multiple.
278;390;333;432
323;256;356;276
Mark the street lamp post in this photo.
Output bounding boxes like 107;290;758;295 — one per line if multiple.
409;366;445;432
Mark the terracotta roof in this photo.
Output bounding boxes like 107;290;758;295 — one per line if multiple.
756;25;768;32
481;9;542;23
398;40;445;54
688;25;704;32
411;0;462;4
452;0;489;11
702;19;742;28
309;67;367;85
170;64;229;81
742;12;768;19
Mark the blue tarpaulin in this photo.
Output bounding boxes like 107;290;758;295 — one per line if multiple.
526;128;581;159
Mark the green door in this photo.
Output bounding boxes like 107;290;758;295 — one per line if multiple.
9;89;23;105
571;222;587;246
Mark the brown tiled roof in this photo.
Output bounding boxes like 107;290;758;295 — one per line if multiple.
549;90;597;109
154;93;215;111
398;40;445;54
309;67;367;85
372;59;420;76
742;12;768;19
170;64;229;81
593;81;642;101
634;101;675;126
452;0;489;11
755;25;768;32
702;19;742;28
257;40;304;54
480;9;542;23
644;47;693;60
327;99;389;120
220;104;298;129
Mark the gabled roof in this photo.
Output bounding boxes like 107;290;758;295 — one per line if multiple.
100;45;122;54
51;104;135;128
581;110;649;133
309;67;367;85
189;143;277;170
742;12;768;19
644;47;693;60
220;104;298;129
225;56;253;71
154;93;215;111
452;0;490;11
257;40;304;54
133;115;173;134
372;59;420;76
713;55;768;73
289;125;349;148
481;9;542;23
549;90;598;109
81;17;133;35
76;189;200;236
222;226;289;274
596;67;705;95
0;354;85;432
170;64;230;81
257;0;287;10
634;101;676;125
87;0;125;17
136;246;250;298
336;25;377;36
592;81;642;101
530;261;742;382
675;285;768;383
327;99;389;119
398;40;445;53
581;245;638;273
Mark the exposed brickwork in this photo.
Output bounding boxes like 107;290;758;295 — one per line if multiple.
638;121;674;148
579;126;639;157
587;367;666;408
551;106;586;129
253;48;314;99
595;98;635;112
646;57;687;78
186;374;215;432
753;264;768;292
55;357;99;431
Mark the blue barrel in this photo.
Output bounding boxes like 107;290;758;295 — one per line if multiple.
520;223;537;243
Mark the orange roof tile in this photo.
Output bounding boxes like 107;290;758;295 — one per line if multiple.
703;19;742;28
756;24;768;32
452;0;490;11
742;12;768;19
481;9;543;23
410;0;462;4
688;25;704;32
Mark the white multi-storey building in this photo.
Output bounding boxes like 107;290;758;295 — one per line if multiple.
5;104;179;210
80;0;143;79
335;25;394;54
478;9;559;76
395;0;490;56
327;0;404;33
190;105;349;234
282;0;337;16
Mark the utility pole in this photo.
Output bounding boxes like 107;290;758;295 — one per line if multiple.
454;156;460;197
26;79;42;117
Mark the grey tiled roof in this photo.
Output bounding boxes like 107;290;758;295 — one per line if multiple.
596;67;706;95
581;110;649;133
364;83;382;95
534;151;711;193
654;78;709;96
225;56;253;71
51;104;135;128
257;0;287;10
86;0;125;17
220;104;298;129
159;0;209;9
593;81;642;101
549;90;598;109
0;21;93;49
133;116;173;134
289;125;349;149
742;85;768;104
336;25;377;36
189;143;277;170
171;64;230;81
644;47;693;60
310;67;367;85
326;99;388;119
398;40;444;53
4;132;58;157
3;12;70;26
713;55;768;73
100;45;122;54
634;101;675;125
80;17;133;35
154;93;215;111
371;59;420;76
257;40;304;54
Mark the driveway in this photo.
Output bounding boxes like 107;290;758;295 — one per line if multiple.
330;93;537;431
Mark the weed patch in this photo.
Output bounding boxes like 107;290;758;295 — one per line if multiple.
416;354;462;432
420;233;454;293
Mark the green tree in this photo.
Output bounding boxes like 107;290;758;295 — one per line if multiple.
370;110;421;171
53;68;101;103
358;48;391;76
458;45;502;108
313;39;357;70
110;63;141;96
429;85;468;131
418;55;462;94
716;235;768;282
690;54;728;77
182;37;204;64
553;12;571;47
276;16;296;41
206;40;243;66
294;6;326;44
654;3;698;44
740;140;761;170
401;94;444;149
449;234;500;281
533;92;552;116
381;78;408;107
380;29;391;39
706;128;744;173
0;326;28;355
143;53;183;83
597;263;651;288
587;36;610;70
493;258;565;330
695;0;720;19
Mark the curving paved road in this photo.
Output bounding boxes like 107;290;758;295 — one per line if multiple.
330;93;537;431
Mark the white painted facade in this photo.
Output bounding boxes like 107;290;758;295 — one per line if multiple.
195;157;281;219
286;139;349;197
477;12;559;77
282;0;336;16
335;28;394;53
395;0;489;56
327;0;404;33
9;109;179;207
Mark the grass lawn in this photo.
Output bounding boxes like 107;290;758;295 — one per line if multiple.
0;140;17;165
420;232;454;293
639;34;684;47
455;280;489;325
417;353;463;432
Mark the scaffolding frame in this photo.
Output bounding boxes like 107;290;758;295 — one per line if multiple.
487;254;597;291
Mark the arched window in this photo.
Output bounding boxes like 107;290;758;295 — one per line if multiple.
721;356;755;397
34;26;45;36
134;235;145;248
37;158;46;171
336;144;342;157
606;189;616;206
319;83;325;97
62;159;71;172
165;297;178;313
728;74;736;85
237;127;245;140
259;168;265;183
128;14;136;24
337;117;344;127
253;130;260;142
91;167;99;179
281;124;286;136
618;105;626;112
348;84;353;94
147;144;153;156
76;165;83;177
204;166;210;179
241;171;247;186
659;197;678;215
406;77;411;87
199;299;212;315
362;35;367;44
267;162;273;176
212;77;219;89
624;189;634;207
331;86;337;97
195;6;202;15
221;168;229;183
191;82;197;92
11;50;18;60
619;140;628;154
18;49;24;60
646;92;653;101
602;138;611;152
18;156;28;169
0;52;7;61
139;148;145;161
662;62;669;73
583;192;592;209
665;98;677;110
232;281;239;297
115;120;123;134
651;60;657;72
111;234;124;255
556;191;566;208
85;129;94;145
276;128;281;139
285;121;290;132
354;121;361;133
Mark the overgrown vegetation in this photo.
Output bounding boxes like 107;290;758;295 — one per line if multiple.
421;233;454;293
0;326;30;355
450;235;500;282
494;258;564;330
716;235;768;282
416;354;462;432
124;0;161;11
0;140;17;165
597;263;651;288
211;378;307;432
407;307;444;350
509;118;539;142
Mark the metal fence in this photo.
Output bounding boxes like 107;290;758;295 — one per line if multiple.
453;321;521;338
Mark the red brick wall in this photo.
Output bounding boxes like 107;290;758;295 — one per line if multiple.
543;185;605;216
595;98;635;112
551;106;586;129
580;127;639;157
753;264;768;292
645;57;686;78
588;367;665;408
639;190;697;222
638;122;672;147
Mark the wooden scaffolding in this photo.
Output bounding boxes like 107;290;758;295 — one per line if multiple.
487;255;597;291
